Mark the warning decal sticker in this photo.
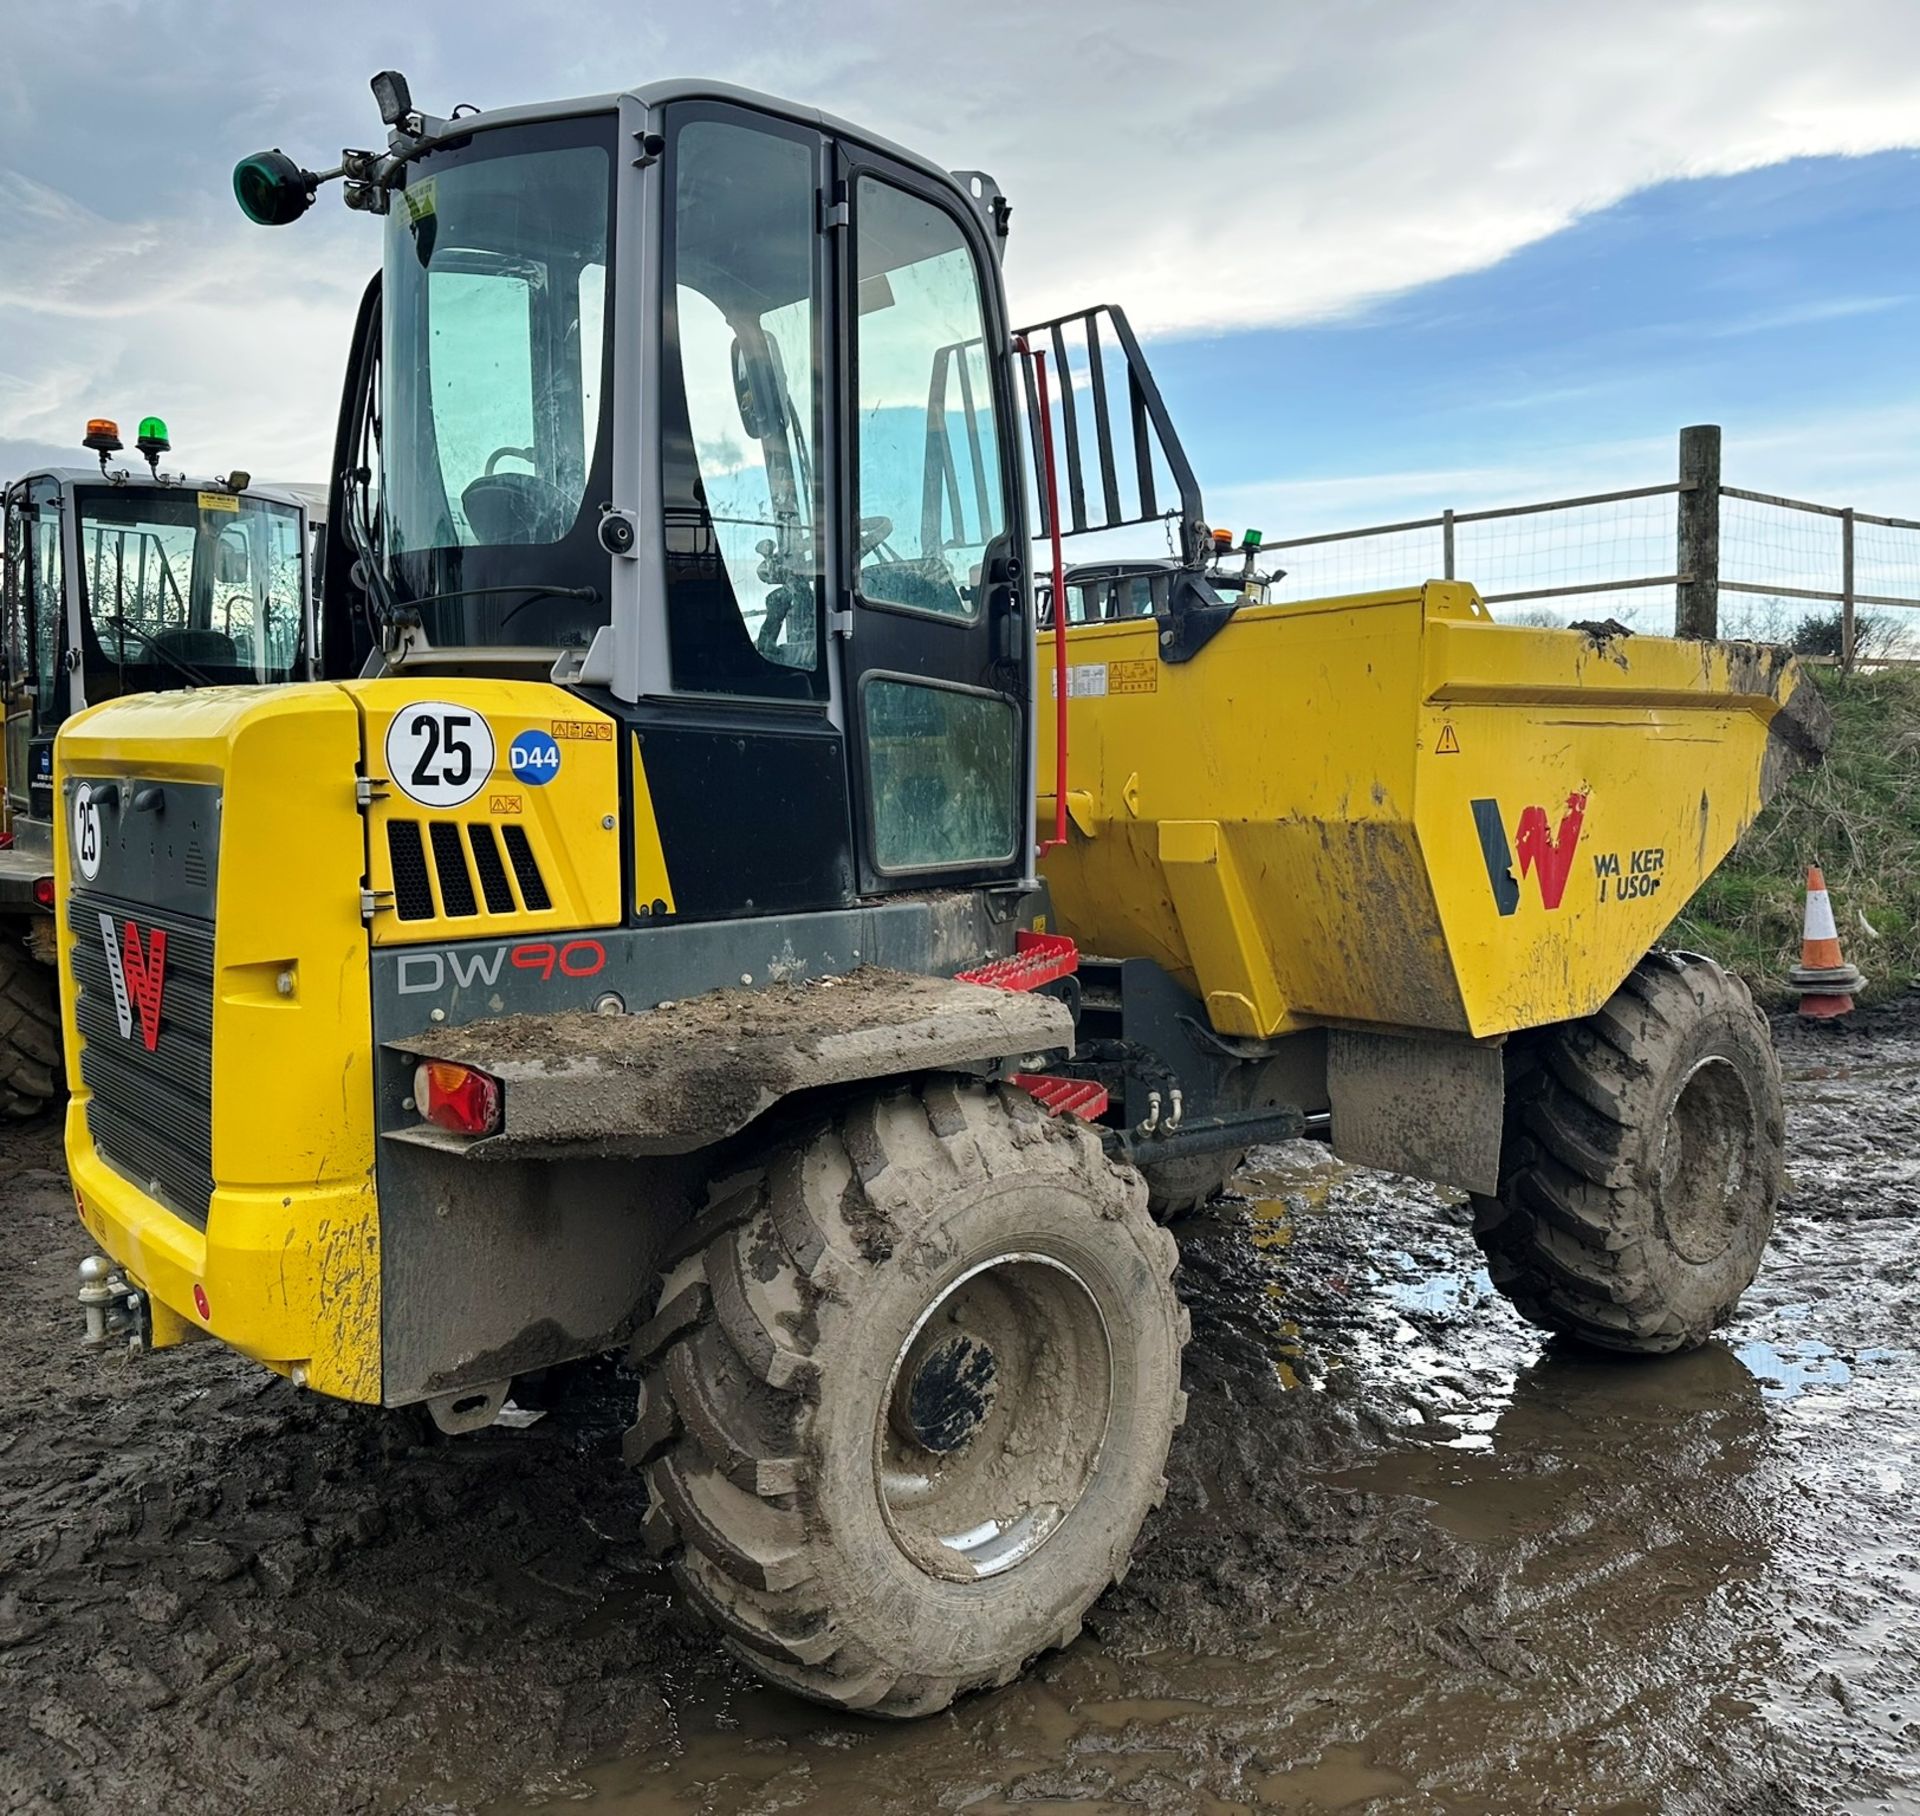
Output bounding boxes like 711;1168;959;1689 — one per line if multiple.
1052;663;1108;699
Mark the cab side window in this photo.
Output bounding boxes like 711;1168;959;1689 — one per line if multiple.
661;111;826;700
29;487;65;733
852;179;1005;621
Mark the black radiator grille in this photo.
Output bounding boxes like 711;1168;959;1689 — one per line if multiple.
467;824;516;914
428;822;479;917
388;821;435;921
69;892;216;1228
500;824;551;911
385;817;553;921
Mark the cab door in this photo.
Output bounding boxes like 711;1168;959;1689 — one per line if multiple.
833;150;1030;896
7;480;71;824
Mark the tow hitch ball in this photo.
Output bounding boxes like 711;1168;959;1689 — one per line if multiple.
77;1255;149;1354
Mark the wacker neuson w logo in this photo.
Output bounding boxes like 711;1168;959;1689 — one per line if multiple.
99;912;167;1051
1471;791;1588;916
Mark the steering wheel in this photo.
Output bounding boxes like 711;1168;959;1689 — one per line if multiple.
484;445;535;476
856;514;894;560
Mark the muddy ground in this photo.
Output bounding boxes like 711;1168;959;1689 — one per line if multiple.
2;1006;1917;1815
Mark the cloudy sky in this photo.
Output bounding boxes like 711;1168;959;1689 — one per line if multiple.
5;0;1920;552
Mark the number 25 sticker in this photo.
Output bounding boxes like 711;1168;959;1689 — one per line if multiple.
73;781;104;882
386;703;496;809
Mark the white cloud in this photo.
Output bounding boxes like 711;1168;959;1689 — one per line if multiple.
0;173;366;481
848;0;1920;338
5;0;1920;478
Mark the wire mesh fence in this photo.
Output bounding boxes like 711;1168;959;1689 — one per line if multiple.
1256;428;1920;666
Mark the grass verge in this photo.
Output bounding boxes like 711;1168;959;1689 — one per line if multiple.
1672;668;1920;1006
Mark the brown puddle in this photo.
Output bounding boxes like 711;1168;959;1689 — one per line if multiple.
483;1011;1920;1816
5;1009;1920;1815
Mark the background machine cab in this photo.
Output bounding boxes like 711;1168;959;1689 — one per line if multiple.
0;426;313;1116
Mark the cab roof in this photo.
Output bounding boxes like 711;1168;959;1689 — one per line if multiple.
8;468;314;511
391;77;1006;245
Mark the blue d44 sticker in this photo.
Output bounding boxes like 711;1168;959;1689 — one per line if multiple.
509;729;562;785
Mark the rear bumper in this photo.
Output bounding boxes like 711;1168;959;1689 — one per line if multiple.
67;1111;381;1403
0;847;51;915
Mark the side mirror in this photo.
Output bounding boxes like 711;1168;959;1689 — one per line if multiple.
730;337;788;442
233;150;318;227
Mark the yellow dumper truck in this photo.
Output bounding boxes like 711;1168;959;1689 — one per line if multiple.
53;72;1823;1716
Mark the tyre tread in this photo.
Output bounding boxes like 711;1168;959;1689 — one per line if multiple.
633;1077;1180;1717
1473;952;1781;1355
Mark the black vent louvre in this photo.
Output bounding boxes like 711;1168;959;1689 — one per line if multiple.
388;822;435;921
428;822;478;917
69;893;216;1228
467;823;516;914
500;825;551;911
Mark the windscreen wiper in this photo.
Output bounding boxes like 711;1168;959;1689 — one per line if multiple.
473;584;602;627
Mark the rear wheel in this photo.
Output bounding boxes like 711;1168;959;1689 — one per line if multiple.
630;1078;1186;1717
1473;952;1783;1354
0;934;62;1119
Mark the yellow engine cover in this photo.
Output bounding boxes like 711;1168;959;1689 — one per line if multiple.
1037;583;1813;1040
54;677;637;1404
56;684;383;1397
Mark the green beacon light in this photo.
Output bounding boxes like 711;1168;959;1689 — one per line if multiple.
233;149;318;227
135;416;170;476
1237;526;1264;595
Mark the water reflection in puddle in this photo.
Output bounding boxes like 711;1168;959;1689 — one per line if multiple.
1238;1148;1527;1445
492;1130;1920;1816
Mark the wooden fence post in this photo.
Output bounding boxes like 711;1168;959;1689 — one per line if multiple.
1841;507;1856;671
1675;424;1721;639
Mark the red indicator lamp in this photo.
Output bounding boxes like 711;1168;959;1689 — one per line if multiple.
413;1060;503;1136
32;876;54;910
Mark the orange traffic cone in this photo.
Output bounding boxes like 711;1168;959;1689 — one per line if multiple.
1789;865;1866;1019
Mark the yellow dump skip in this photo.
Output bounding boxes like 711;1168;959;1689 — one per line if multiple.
1038;582;1820;1040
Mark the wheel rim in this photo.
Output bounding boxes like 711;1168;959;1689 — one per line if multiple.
1657;1055;1757;1264
875;1251;1113;1582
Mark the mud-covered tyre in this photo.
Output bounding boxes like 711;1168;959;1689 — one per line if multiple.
1140;1149;1246;1220
0;934;62;1119
1473;951;1783;1355
630;1078;1187;1717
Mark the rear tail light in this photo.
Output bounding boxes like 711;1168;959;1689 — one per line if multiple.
413;1061;503;1136
32;876;55;909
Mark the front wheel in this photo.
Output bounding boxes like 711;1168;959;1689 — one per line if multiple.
0;934;63;1119
1473;952;1784;1355
629;1079;1186;1717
